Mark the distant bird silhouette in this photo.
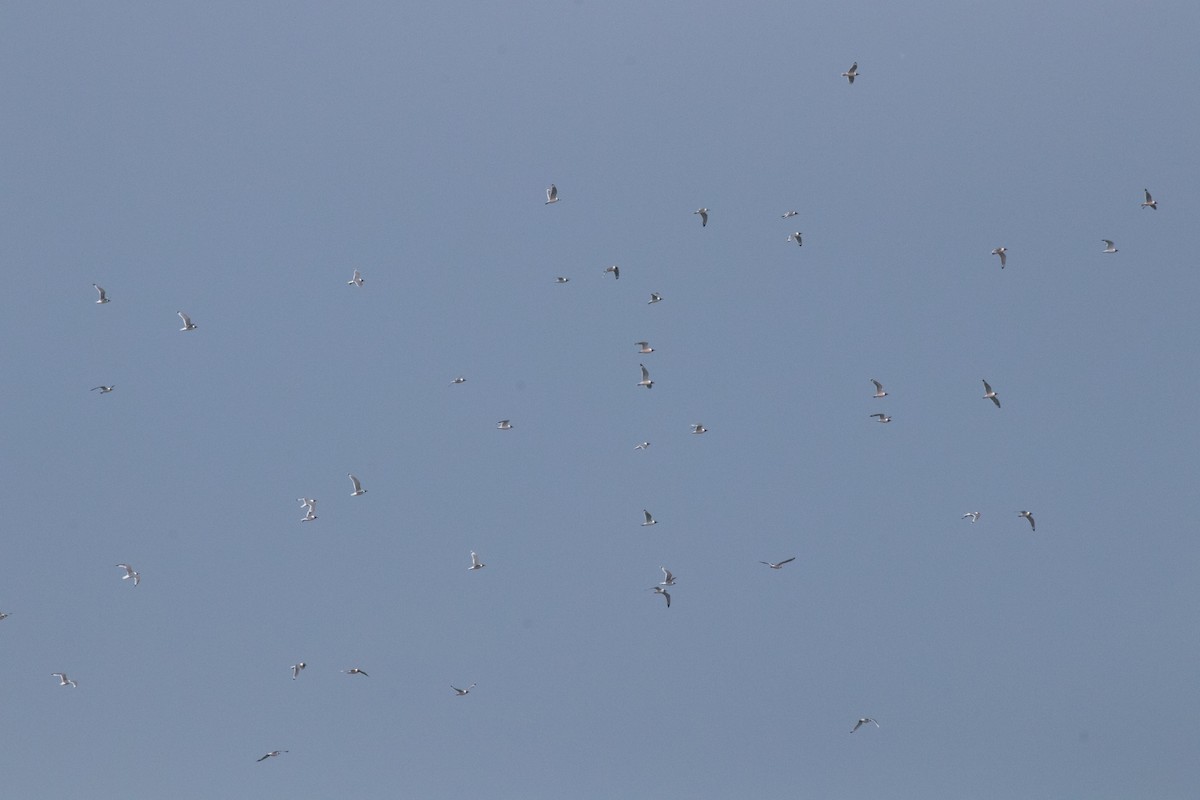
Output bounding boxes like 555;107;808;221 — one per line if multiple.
693;208;708;227
1141;189;1157;210
842;62;860;84
1018;510;1036;531
92;284;110;304
991;246;1007;268
545;184;559;204
982;379;1001;408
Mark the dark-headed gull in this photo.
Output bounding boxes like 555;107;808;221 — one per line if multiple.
451;376;466;385
635;341;654;354
635;441;650;450
91;385;114;394
257;751;288;762
787;232;803;246
852;717;879;732
962;511;981;523
177;311;196;331
659;567;676;586
468;551;485;570
693;208;708;227
291;662;306;680
1018;510;1036;531
115;563;140;586
982;379;1000;408
603;265;619;280
497;419;513;430
1102;239;1118;254
781;210;799;219
648;292;662;304
452;683;476;696
869;413;892;423
347;269;364;286
991;247;1007;268
545;184;559;204
344;667;369;677
691;423;707;434
641;509;657;527
93;284;110;304
52;672;78;688
348;474;367;496
1141;189;1157;210
842;62;859;84
870;379;887;398
637;364;653;389
555;276;569;283
759;557;796;569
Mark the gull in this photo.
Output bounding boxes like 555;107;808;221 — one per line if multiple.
348;473;367;496
92;284;110;304
691;423;707;434
659;567;676;586
637;364;654;389
648;292;662;304
298;497;317;522
781;210;799;218
851;718;879;733
291;662;306;680
343;667;369;677
115;563;140;586
1018;510;1036;531
982;379;1000;408
545;184;559;204
452;683;476;696
759;557;796;569
1102;239;1118;253
52;673;77;688
871;379;887;398
652;586;671;608
635;341;654;354
1141;189;1157;210
991;246;1007;268
555;276;569;283
962;511;981;523
257;751;287;762
497;419;512;430
787;232;803;246
468;551;486;570
603;265;620;280
869;413;892;423
177;311;196;331
91;385;115;394
635;441;650;450
347;269;364;286
0;612;8;621
842;62;860;84
641;509;657;526
451;376;466;384
693;208;708;227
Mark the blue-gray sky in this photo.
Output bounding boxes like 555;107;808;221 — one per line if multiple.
2;2;1198;798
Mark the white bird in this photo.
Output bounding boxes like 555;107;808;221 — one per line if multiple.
781;210;799;218
641;509;657;527
545;184;559;204
555;276;569;283
1018;510;1036;531
115;563;140;586
603;265;620;280
452;683;476;696
982;379;1001;408
52;672;77;688
1141;189;1157;210
852;717;879;733
468;551;486;570
991;246;1007;268
92;284;110;304
637;364;653;389
451;376;466;384
298;497;317;522
343;667;369;677
648;292;662;304
635;441;650;450
869;413;892;423
787;232;803;246
759;557;797;569
347;269;364;286
257;751;287;762
348;473;367;496
291;662;306;679
962;511;981;523
0;612;9;621
659;567;676;586
497;419;513;430
842;62;860;84
870;379;887;398
652;586;671;608
693;208;708;227
177;311;196;331
635;341;654;354
91;385;114;394
691;423;707;434
1102;239;1118;254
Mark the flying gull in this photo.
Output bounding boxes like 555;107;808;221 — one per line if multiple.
545;184;559;204
257;751;287;762
869;413;892;423
603;265;620;280
91;385;114;394
92;284;110;304
691;423;707;434
115;563;140;586
343;667;369;677
641;509;657;527
291;662;306;680
497;419;513;430
652;586;671;608
638;364;654;389
787;232;803;246
842;62;860;84
452;683;477;696
982;379;1000;408
693;208;708;227
962;511;981;523
870;379;887;398
348;473;367;496
52;672;78;688
635;341;654;354
1102;239;1118;253
635;441;650;450
781;210;799;218
851;718;879;733
648;292;662;304
659;567;676;586
177;311;197;331
1141;189;1157;210
759;557;797;569
347;269;364;287
1018;510;1036;531
991;247;1007;268
468;551;486;570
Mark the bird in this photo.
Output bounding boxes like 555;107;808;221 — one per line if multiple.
0;612;9;621
871;379;888;398
451;376;466;384
781;210;799;218
637;364;654;389
1141;189;1157;210
348;473;366;496
759;557;797;569
452;683;476;696
693;208;708;227
635;441;650;450
635;341;654;354
291;662;306;680
343;668;369;677
298;497;317;522
842;62;859;84
659;567;676;586
468;551;486;570
257;751;287;762
545;184;559;204
603;265;620;280
852;718;879;733
648;292;662;304
91;385;114;394
115;563;140;586
1102;239;1118;253
641;509;657;527
51;673;77;688
497;419;513;430
177;311;196;331
982;379;1001;408
347;269;364;286
1018;510;1036;531
991;246;1007;268
691;423;707;434
92;284;110;304
554;276;569;283
869;413;892;423
787;232;803;246
962;511;981;523
652;586;671;608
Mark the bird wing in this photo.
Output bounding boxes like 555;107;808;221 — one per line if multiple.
178;312;192;326
349;474;363;491
982;380;993;393
644;510;653;523
547;184;557;202
871;379;883;392
640;364;650;381
991;395;1001;408
777;557;796;566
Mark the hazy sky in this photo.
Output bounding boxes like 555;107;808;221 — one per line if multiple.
2;2;1198;798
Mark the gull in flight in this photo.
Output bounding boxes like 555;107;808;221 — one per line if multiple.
759;557;797;569
451;376;466;384
659;567;676;586
638;364;654;389
691;423;707;434
871;379;888;398
852;718;879;733
962;511;981;523
348;473;367;496
869;413;892;423
257;751;287;762
52;673;78;688
648;292;662;304
693;208;708;227
641;509;657;527
497;419;513;430
177;311;197;331
347;269;364;287
452;683;476;696
991;246;1007;268
781;210;799;219
1141;189;1157;210
603;265;620;280
1018;510;1036;531
291;662;306;680
343;667;369;677
787;232;803;246
1101;239;1118;254
652;586;671;608
468;551;486;570
545;184;559;204
298;497;317;522
635;441;650;450
92;284;110;304
555;276;569;283
635;341;655;354
92;385;115;394
842;62;860;84
982;379;1001;408
115;563;140;586
0;612;8;621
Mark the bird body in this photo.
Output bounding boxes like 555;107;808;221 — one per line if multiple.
642;509;657;527
635;341;654;354
344;668;369;677
1102;239;1118;253
781;210;799;218
638;364;654;389
871;379;887;398
452;683;476;695
652;586;671;607
451;376;466;384
257;751;287;762
497;419;512;430
691;423;707;434
635;441;650;450
842;62;859;83
787;232;803;246
92;385;115;394
291;662;306;679
870;413;892;423
555;276;569;283
347;269;364;286
603;265;620;280
648;292;662;304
